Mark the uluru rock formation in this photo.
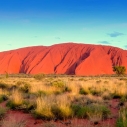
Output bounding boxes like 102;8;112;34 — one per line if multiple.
0;43;127;76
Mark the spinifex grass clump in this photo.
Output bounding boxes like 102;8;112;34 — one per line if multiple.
72;103;110;120
116;107;127;127
6;90;24;109
0;82;8;89
0;106;7;119
63;86;72;93
51;95;73;120
50;80;65;88
18;101;35;113
72;104;88;118
33;96;54;119
0;88;8;103
0;95;8;103
34;94;73;120
19;83;31;93
79;87;89;95
34;73;45;80
30;82;62;96
102;91;112;100
86;104;110;123
112;84;127;99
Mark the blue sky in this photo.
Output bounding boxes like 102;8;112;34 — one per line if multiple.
0;0;127;51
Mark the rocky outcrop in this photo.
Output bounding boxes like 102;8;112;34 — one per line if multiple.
0;43;127;75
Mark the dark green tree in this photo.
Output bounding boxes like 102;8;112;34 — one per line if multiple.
113;66;126;76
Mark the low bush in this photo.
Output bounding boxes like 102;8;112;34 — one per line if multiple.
6;90;23;109
0;106;7;119
87;104;110;119
0;82;8;89
0;95;8;103
34;74;45;80
96;80;102;84
72;105;88;118
102;92;112;100
116;107;127;127
51;104;73;120
72;104;110;119
18;101;35;113
19;83;30;93
36;90;48;97
51;80;65;88
79;87;89;95
63;86;72;93
33;96;54;120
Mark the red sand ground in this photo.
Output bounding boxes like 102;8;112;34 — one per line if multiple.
0;43;127;76
0;99;119;127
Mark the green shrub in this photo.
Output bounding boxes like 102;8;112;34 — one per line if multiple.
119;96;127;105
96;80;101;84
16;81;25;86
72;105;88;118
51;105;73;120
5;71;9;78
36;90;47;97
0;95;8;103
113;66;126;76
0;82;8;89
6;101;21;110
19;83;30;93
79;78;84;81
72;104;110;119
79;88;89;95
89;88;101;96
104;81;109;84
0;106;7;119
87;104;110;119
18;101;35;113
112;91;124;99
116;107;127;127
51;80;65;88
33;109;54;120
34;74;45;80
63;86;72;93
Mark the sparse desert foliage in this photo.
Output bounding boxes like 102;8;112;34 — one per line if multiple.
0;74;127;126
113;66;126;75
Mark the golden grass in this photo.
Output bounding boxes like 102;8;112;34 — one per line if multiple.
1;75;127;123
34;94;73;119
10;90;23;105
0;89;8;96
68;81;80;95
54;94;73;119
30;82;62;95
35;95;55;119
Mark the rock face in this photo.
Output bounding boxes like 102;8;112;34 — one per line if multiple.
0;43;127;75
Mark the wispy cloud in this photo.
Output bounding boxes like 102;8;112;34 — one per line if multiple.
107;32;125;37
98;41;111;44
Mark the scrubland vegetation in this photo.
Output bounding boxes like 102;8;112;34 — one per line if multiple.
0;74;127;126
